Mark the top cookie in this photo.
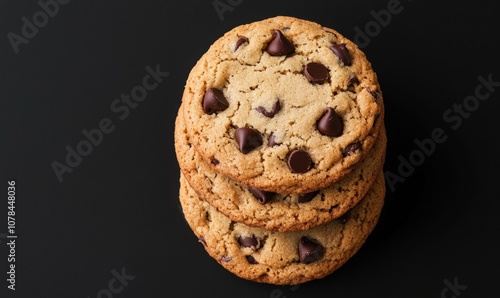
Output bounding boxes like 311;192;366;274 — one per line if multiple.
182;16;383;193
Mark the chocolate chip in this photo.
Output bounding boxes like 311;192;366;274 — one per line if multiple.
347;76;359;92
338;211;351;224
248;187;275;204
304;62;330;84
198;236;207;246
343;141;362;157
221;256;232;262
211;157;220;165
238;235;260;249
330;43;352;66
246;255;258;264
203;88;229;115
317;108;343;137
256;100;281;118
348;76;359;86
267;133;280;147
298;237;324;264
298;191;320;203
234;36;248;51
266;30;295;56
235;127;263;154
288;150;313;173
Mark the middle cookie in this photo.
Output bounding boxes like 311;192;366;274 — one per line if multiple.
175;112;386;232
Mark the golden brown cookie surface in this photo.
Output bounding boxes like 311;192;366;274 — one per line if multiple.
179;171;386;285
181;16;383;193
175;111;386;232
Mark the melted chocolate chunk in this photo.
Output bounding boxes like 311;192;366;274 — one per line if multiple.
221;256;232;262
234;36;249;51
198;236;207;246
343;141;362;157
245;255;258;264
235;127;263;154
248;187;276;204
203;88;229;115
298;237;324;264
304;62;329;84
330;43;352;66
317;108;343;137
266;30;295;56
256;100;281;118
298;191;320;203
267;133;280;147
238;235;260;250
288;150;313;173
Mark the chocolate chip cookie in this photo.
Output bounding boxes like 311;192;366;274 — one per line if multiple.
181;16;383;193
175;111;386;231
179;170;386;285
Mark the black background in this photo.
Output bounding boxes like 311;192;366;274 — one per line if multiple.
1;0;499;297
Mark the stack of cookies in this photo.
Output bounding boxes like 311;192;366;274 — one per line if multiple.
175;16;386;285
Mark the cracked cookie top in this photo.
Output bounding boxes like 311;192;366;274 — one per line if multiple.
181;16;383;193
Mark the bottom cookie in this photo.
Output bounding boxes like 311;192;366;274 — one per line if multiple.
179;171;386;285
